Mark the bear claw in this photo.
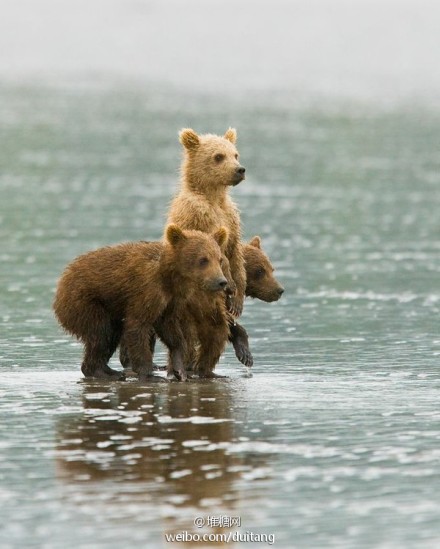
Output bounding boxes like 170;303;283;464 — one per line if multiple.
196;371;228;379
233;343;253;367
138;373;168;383
83;367;126;381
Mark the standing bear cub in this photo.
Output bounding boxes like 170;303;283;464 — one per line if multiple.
167;128;246;317
53;226;228;381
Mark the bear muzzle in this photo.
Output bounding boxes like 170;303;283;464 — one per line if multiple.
231;166;246;186
207;277;229;292
265;286;285;302
273;286;285;301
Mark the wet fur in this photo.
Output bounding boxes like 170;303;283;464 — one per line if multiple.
53;227;227;380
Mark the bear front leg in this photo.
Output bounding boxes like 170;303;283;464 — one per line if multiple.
194;321;229;378
226;247;246;318
155;309;193;381
184;345;197;373
123;318;161;382
119;337;131;369
120;331;164;372
167;347;188;381
229;320;253;367
226;287;245;319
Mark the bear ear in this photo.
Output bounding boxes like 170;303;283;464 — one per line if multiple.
212;227;229;250
224;127;237;144
179;128;200;151
249;236;261;249
166;224;187;247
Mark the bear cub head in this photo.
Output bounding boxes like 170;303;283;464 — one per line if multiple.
179;128;246;191
165;224;229;293
244;236;284;302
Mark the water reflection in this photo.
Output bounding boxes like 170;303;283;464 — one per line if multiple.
55;379;265;544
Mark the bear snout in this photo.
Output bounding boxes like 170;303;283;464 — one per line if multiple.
271;286;285;300
209;276;228;292
265;286;285;302
232;166;246;185
218;277;228;290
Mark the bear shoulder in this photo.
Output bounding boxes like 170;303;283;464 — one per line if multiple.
167;192;223;233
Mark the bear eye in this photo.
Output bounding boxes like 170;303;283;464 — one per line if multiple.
199;257;209;267
214;153;225;163
234;153;239;160
255;267;265;279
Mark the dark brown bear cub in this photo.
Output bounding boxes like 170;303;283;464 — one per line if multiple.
164;235;285;376
229;236;285;367
120;235;285;372
53;225;228;381
243;236;284;303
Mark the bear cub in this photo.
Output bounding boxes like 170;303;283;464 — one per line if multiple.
167;128;247;317
230;236;285;367
53;225;228;381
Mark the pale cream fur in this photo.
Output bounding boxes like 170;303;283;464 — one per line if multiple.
166;128;246;315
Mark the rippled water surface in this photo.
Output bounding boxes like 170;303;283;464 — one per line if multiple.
1;82;439;548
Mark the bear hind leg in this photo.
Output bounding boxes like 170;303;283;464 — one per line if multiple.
81;316;125;381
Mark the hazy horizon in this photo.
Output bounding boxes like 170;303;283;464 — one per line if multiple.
1;0;440;103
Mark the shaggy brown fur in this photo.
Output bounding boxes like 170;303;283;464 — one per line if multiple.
229;236;285;366
120;235;284;373
156;281;230;380
243;236;284;303
53;226;228;381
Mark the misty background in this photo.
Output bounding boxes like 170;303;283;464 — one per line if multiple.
1;0;440;103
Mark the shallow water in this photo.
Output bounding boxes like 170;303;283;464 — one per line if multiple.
1;82;440;548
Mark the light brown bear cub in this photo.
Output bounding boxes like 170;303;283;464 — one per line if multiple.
53;226;228;381
166;128;246;317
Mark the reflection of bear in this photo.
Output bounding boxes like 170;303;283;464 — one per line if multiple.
167;128;246;318
55;380;266;545
53;226;228;381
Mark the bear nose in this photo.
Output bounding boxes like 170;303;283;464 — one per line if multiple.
278;287;285;296
218;278;228;290
236;166;246;175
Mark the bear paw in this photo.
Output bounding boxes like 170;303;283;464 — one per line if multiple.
234;343;254;368
82;365;126;381
227;294;243;318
